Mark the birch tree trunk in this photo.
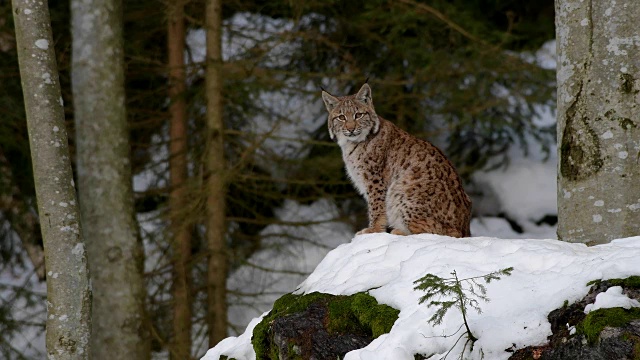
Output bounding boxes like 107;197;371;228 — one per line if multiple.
556;0;640;244
11;0;91;358
71;0;149;358
168;0;193;358
205;0;228;346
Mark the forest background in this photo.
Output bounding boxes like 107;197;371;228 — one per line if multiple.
0;0;557;359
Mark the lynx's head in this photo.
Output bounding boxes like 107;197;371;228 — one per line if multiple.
321;83;380;146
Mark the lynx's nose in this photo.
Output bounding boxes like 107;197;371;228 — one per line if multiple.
345;121;356;133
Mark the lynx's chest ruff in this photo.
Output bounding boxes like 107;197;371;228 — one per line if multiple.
342;144;370;199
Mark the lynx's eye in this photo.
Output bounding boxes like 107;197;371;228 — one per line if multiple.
354;112;365;119
335;115;346;122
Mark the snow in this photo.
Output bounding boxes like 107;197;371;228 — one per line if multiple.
472;157;557;229
584;286;640;314
203;235;640;360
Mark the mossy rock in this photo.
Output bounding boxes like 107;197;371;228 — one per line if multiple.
577;307;640;345
251;291;400;360
578;276;640;345
510;276;640;360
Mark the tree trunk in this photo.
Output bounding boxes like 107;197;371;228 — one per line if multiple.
556;0;640;244
11;0;91;358
205;0;228;346
71;0;149;358
168;1;193;358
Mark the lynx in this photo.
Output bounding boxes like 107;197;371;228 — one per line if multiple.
322;83;472;237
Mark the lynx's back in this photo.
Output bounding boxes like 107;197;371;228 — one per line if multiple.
322;84;471;237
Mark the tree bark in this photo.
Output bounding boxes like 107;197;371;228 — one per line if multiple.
71;0;149;358
205;0;228;346
11;0;91;358
168;1;193;358
556;0;640;244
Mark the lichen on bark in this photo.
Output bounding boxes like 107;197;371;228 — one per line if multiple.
560;83;603;181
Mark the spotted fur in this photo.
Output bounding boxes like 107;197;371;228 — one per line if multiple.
322;84;472;237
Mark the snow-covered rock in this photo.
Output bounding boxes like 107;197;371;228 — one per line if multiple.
202;234;640;360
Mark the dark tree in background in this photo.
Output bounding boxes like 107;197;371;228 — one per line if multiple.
205;0;229;347
167;0;194;357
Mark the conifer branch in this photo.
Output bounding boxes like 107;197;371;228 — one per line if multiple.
413;267;514;358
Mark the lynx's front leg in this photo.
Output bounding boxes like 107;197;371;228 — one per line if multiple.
356;183;388;235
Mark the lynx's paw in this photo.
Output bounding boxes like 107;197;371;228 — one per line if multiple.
356;227;385;235
390;228;409;236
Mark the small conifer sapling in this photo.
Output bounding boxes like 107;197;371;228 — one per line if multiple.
413;267;514;358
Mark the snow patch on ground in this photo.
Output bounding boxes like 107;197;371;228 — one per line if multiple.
584;286;640;314
473;157;557;229
472;100;557;230
203;234;640;360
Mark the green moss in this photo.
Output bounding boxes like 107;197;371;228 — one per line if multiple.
326;295;370;335
577;307;640;344
251;292;400;360
608;276;640;288
587;276;640;288
350;293;400;338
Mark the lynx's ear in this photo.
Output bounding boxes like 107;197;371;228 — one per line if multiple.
356;83;379;135
355;83;373;106
321;91;340;112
